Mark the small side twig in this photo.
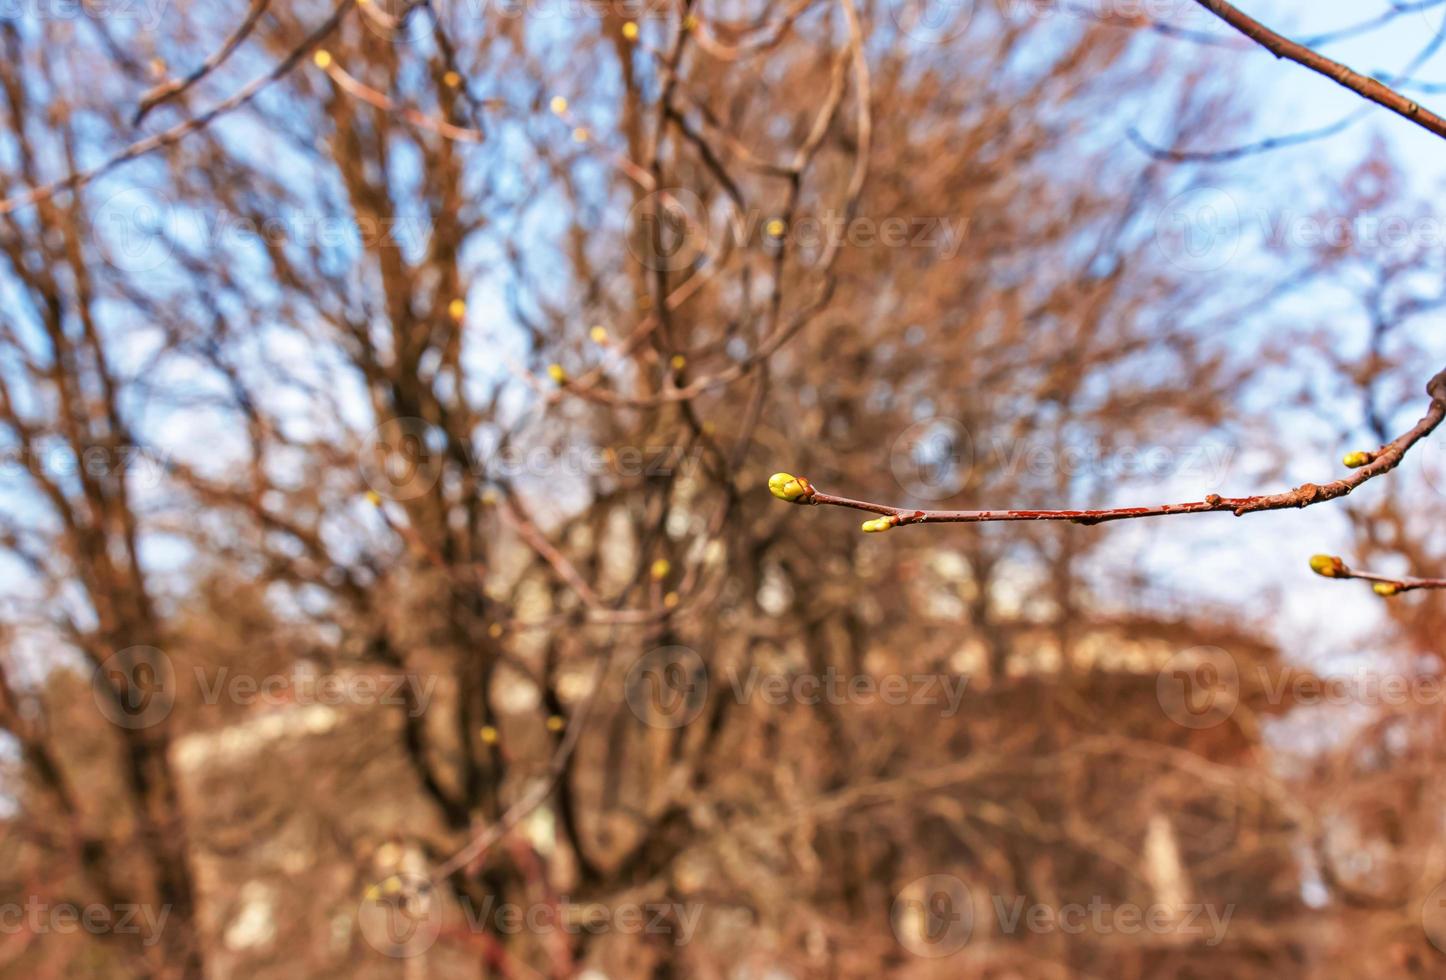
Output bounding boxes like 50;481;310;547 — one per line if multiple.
1308;554;1446;597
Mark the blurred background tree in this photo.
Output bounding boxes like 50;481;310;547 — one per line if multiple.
0;0;1443;977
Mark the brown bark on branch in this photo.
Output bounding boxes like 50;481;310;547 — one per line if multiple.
1192;0;1446;141
770;367;1446;532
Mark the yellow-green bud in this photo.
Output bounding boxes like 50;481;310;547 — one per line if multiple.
1342;450;1373;469
1373;582;1401;597
1309;554;1348;578
768;472;811;501
861;517;897;533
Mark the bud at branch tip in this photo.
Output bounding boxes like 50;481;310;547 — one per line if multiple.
768;472;812;502
1309;554;1348;578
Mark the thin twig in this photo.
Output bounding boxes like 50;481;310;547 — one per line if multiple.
1191;0;1446;141
133;0;273;125
1308;554;1446;595
769;367;1446;531
0;0;356;217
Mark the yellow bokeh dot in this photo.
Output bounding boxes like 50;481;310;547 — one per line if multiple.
443;70;461;88
670;354;686;370
651;558;671;580
766;218;785;238
312;49;333;70
479;725;499;744
487;623;503;638
547;363;568;384
590;325;609;345
550;95;568;115
447;298;466;321
663;591;680;609
364;490;382;507
572;127;590;143
622;21;639;40
545;715;565;732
